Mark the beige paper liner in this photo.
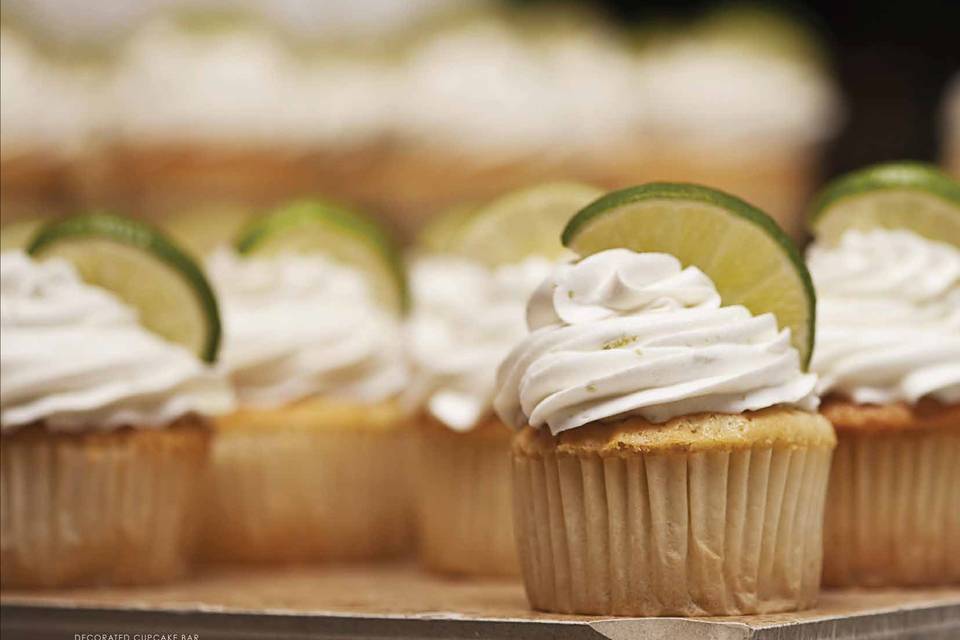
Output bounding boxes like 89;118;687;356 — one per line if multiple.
0;423;209;588
416;419;518;576
512;443;833;616
202;422;414;563
823;428;960;587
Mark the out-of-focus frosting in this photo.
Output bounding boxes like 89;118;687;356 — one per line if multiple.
407;254;554;431
0;29;104;157
637;41;841;144
494;249;818;434
207;249;407;408
808;229;960;405
0;251;234;431
398;23;645;155
111;20;397;147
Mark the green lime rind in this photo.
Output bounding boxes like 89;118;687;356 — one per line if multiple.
563;182;816;368
28;212;222;363
809;161;960;247
236;200;409;314
452;181;604;265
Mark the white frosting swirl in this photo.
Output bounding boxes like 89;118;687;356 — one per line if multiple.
808;229;960;405
0;251;234;431
494;249;818;434
207;249;407;408
406;254;554;431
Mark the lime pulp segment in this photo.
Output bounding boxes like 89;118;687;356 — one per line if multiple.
563;182;816;367
28;213;222;362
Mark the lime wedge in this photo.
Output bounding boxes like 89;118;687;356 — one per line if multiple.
452;182;603;265
28;213;222;362
563;183;815;367
236;200;408;314
160;204;255;258
810;161;960;247
416;202;478;254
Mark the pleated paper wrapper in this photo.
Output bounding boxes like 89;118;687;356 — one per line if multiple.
823;427;960;586
203;421;414;562
416;420;518;576
1;423;209;588
512;443;833;616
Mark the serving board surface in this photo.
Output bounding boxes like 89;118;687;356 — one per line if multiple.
2;563;958;639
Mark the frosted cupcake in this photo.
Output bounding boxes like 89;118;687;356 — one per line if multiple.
495;184;835;615
385;11;646;228
407;183;599;575
0;214;233;588
407;254;553;575
806;162;960;586
202;201;412;562
101;14;395;224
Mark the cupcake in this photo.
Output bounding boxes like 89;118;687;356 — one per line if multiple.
494;183;835;615
407;254;553;575
806;162;960;586
201;200;412;562
383;8;647;230
98;13;393;224
0;214;233;588
407;182;599;576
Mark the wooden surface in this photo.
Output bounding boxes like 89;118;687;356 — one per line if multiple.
2;563;959;639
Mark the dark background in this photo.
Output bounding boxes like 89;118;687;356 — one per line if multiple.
564;0;960;178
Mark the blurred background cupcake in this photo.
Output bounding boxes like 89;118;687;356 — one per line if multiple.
201;200;413;563
406;182;599;576
1;214;234;588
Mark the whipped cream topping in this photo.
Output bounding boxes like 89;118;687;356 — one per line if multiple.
494;249;819;434
637;41;841;144
407;254;554;431
111;20;398;147
207;249;407;408
0;251;234;431
808;229;960;405
0;29;105;157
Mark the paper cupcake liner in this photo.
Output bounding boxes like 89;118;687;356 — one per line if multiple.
202;422;414;562
512;443;833;616
416;421;518;576
0;423;209;588
823;427;960;586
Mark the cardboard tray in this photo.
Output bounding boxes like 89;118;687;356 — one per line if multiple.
2;563;958;639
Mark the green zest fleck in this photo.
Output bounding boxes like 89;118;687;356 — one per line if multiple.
568;290;575;299
602;335;639;350
586;384;598;393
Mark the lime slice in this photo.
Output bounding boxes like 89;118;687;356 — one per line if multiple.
810;161;960;247
236;200;408;314
416;202;478;254
563;183;815;367
452;182;603;266
28;213;221;362
160;204;255;258
1;218;48;251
